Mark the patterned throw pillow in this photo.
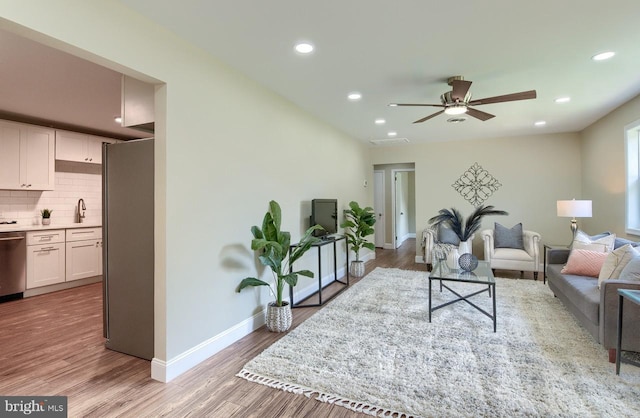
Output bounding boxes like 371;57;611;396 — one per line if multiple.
572;230;616;252
561;249;608;278
494;222;524;249
598;244;639;288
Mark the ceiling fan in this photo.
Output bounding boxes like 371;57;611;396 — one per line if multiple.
389;76;537;123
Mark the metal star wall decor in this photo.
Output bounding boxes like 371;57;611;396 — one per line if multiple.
452;162;502;207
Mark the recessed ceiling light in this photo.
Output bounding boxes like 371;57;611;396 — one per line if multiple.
592;51;615;61
388;103;398;107
555;97;571;103
347;92;362;101
375;119;386;125
114;116;122;124
294;42;314;54
388;131;397;137
534;121;546;126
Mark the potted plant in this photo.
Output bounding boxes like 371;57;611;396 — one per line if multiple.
340;201;376;278
237;200;323;332
428;205;508;268
41;209;53;225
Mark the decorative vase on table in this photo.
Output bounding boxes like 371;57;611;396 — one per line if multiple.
265;302;292;333
42;218;50;225
455;241;478;271
458;253;479;272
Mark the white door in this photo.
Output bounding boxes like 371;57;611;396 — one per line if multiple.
394;172;409;248
373;170;385;248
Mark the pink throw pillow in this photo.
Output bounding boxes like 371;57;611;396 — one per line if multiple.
561;249;608;277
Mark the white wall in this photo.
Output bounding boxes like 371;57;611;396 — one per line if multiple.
0;1;370;381
370;133;583;258
0;161;101;225
581;93;640;238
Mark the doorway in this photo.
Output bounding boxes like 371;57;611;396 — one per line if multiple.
372;163;416;249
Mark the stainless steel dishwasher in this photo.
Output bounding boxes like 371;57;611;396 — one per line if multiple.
0;231;26;298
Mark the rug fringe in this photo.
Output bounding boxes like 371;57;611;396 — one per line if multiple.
236;369;418;418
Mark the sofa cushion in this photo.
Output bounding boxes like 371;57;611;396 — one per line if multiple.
548;265;600;324
619;256;640;281
494;222;524;249
572;230;616;252
598;244;638;288
492;248;531;262
561;249;608;277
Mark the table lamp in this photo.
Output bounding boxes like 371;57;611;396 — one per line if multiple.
557;199;592;240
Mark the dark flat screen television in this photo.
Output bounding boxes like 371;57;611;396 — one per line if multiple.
311;199;338;237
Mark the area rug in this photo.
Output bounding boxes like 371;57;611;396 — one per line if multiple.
237;267;640;417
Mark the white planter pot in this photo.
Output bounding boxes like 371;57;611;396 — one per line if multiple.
42;218;51;225
350;260;365;278
265;302;292;333
458;239;472;255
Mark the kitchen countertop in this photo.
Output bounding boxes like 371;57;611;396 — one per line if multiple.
0;222;102;233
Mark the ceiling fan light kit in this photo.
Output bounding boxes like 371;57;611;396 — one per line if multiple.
444;105;468;116
392;75;537;124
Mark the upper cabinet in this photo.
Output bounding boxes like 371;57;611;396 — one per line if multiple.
121;75;154;134
0;120;55;191
55;130;117;164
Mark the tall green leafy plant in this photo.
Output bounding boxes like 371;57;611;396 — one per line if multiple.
237;200;323;307
340;201;376;261
428;205;508;241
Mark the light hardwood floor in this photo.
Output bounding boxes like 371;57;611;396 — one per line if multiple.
0;239;426;417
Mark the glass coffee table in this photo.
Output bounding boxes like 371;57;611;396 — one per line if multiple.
428;260;497;332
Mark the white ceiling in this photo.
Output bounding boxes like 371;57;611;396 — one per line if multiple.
2;1;640;144
117;0;640;144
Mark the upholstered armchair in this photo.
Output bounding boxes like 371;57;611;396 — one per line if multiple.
422;224;474;271
481;224;541;279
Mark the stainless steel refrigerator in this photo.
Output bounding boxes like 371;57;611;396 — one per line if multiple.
102;139;154;360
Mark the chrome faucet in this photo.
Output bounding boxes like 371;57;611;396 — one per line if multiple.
77;198;86;223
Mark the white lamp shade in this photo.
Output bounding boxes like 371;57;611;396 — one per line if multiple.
557;200;592;218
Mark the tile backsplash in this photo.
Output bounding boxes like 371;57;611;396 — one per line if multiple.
0;161;102;226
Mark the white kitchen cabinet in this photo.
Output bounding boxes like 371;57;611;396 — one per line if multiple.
66;227;102;281
121;75;155;132
26;230;66;289
0;120;55;191
56;130;115;164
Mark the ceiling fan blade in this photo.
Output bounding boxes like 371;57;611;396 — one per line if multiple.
413;110;445;123
468;90;537;106
466;107;495;121
451;80;472;101
390;103;444;107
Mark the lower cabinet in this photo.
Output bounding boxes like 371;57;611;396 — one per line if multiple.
26;231;66;289
66;238;103;281
65;228;102;281
25;227;102;290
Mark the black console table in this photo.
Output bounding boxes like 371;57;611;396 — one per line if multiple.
289;235;349;308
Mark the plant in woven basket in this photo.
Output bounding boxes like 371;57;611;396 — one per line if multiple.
237;200;323;307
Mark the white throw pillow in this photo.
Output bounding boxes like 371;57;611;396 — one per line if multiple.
598;244;639;288
573;230;616;252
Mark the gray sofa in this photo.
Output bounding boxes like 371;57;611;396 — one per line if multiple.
547;248;640;361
